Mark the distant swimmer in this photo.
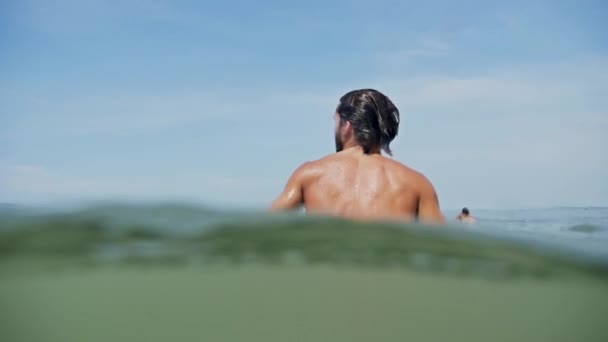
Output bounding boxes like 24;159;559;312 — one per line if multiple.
456;208;476;223
269;88;445;224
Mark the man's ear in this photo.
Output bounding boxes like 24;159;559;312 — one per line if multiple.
344;120;352;130
342;120;353;134
341;120;354;141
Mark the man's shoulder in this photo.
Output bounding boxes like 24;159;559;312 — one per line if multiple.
382;158;435;191
290;153;347;180
290;158;325;180
383;157;426;178
302;153;344;167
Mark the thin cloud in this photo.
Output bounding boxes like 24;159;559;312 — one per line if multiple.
381;66;606;113
0;161;282;206
373;33;452;64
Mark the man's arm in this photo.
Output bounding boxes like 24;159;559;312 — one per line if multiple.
417;177;445;224
269;162;312;211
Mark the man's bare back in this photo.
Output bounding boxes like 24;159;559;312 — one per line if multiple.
269;88;445;224
270;146;445;223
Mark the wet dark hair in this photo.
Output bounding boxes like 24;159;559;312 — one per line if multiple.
462;208;470;215
336;89;400;155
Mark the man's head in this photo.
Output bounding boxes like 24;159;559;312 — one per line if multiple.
334;89;400;155
461;207;470;216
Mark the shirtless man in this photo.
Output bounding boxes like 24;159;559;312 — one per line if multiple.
270;88;445;224
456;208;476;223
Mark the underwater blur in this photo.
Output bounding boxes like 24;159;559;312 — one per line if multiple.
1;203;607;342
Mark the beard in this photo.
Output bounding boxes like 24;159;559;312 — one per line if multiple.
335;130;344;152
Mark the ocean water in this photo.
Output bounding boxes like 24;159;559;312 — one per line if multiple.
445;207;608;259
2;204;606;267
1;203;607;342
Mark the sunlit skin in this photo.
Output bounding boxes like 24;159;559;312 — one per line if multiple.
270;112;445;224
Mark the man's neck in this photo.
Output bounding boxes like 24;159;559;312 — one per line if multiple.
341;142;382;155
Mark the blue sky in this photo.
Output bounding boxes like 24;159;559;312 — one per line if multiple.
1;0;607;210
